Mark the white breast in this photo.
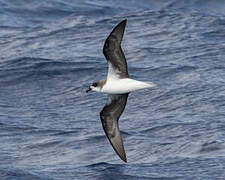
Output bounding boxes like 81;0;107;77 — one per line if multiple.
101;78;156;94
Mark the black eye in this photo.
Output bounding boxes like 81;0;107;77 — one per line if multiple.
92;83;97;87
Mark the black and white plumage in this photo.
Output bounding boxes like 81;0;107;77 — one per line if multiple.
87;19;156;162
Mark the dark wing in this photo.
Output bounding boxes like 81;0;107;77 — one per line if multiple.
100;93;129;162
103;19;129;79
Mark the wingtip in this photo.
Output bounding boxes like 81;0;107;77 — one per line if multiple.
120;19;127;25
107;19;127;44
102;122;128;163
117;19;127;31
117;152;127;163
117;147;127;163
119;19;127;31
108;133;128;163
122;156;127;163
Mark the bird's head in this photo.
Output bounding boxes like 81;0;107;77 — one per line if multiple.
86;81;101;93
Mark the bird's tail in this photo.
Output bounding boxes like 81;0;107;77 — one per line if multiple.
143;81;157;88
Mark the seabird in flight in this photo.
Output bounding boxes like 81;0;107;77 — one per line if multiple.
86;19;156;162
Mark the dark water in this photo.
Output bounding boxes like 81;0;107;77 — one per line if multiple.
1;0;225;179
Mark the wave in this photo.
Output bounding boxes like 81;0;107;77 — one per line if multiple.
199;140;225;153
0;168;51;180
1;0;225;27
0;57;99;85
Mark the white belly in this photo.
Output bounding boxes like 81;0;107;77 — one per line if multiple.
101;78;156;94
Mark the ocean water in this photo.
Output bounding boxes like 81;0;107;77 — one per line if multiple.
1;0;225;179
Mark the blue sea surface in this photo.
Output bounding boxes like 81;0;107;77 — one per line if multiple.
1;0;225;179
